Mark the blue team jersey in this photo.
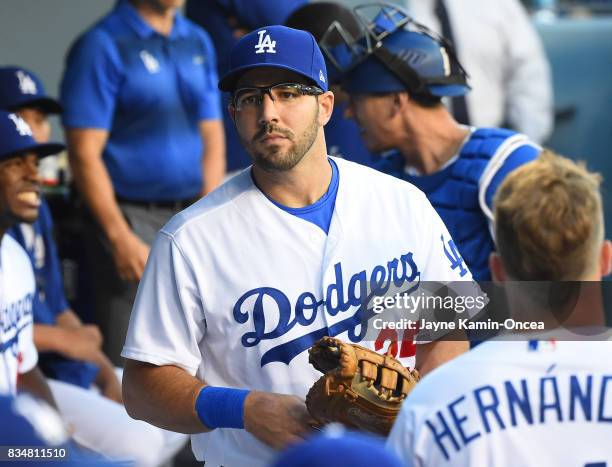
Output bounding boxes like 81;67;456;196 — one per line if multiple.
185;0;307;172
374;128;540;280
8;200;68;324
61;1;222;201
8;199;99;389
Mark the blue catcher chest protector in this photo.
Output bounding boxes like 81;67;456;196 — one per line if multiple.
324;3;541;279
375;128;540;280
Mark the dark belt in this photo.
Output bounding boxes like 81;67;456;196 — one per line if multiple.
116;196;198;211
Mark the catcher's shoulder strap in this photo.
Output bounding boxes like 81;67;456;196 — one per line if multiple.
474;128;540;222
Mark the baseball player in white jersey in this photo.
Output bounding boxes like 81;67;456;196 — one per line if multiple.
386;151;612;466
0;234;37;395
0;110;64;404
0;67;187;467
122;25;470;467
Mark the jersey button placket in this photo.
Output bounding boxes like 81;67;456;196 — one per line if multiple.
320;234;341;329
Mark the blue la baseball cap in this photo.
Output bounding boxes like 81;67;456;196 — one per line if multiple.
271;429;403;467
0;67;62;114
218;25;328;92
0;110;65;162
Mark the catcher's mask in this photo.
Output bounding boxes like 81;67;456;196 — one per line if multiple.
320;2;470;98
285;2;364;86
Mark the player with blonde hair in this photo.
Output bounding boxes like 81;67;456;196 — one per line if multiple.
493;149;608;282
386;150;612;466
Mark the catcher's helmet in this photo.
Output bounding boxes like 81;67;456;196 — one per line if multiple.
320;3;470;98
285;2;363;85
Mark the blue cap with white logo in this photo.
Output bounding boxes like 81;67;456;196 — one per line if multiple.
0;110;65;162
218;25;328;92
0;67;62;114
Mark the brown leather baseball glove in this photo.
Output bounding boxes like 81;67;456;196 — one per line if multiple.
305;336;420;436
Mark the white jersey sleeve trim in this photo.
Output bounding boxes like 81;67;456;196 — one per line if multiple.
121;347;199;376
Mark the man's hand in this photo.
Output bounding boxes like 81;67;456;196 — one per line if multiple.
59;327;103;362
243;392;315;450
110;230;150;282
80;324;103;347
66;128;148;281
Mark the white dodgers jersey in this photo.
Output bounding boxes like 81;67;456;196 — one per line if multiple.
387;337;612;467
123;158;472;467
0;235;38;395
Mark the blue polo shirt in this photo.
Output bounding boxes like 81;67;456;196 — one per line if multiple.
61;1;222;201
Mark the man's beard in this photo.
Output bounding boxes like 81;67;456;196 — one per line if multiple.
243;111;319;172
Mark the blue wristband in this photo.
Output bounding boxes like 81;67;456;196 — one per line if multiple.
195;386;250;429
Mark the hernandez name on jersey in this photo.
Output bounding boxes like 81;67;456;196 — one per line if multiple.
123;158;473;467
387;338;612;467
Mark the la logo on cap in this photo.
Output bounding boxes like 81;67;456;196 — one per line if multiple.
255;29;276;54
16;70;37;95
8;113;33;137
